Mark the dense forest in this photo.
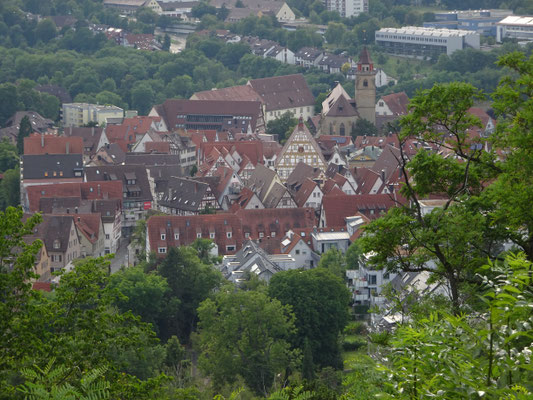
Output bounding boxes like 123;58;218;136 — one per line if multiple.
1;0;532;398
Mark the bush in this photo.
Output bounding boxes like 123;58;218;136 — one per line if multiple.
343;321;368;336
342;336;366;351
368;331;391;346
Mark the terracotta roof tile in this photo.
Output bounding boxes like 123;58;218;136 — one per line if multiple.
248;74;314;112
24;134;83;155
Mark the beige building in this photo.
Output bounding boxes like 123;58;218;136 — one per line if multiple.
275;120;328;182
354;47;376;125
320;83;359;136
62;103;124;127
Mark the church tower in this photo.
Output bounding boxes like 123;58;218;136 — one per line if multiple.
355;47;376;125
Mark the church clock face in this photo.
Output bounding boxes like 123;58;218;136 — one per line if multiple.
298;146;304;153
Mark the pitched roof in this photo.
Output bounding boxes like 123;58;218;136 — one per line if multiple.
145;141;171;153
104;124;136;152
153;99;262;132
30;214;74;254
27;181;123;212
353;134;399;150
262;181;291;208
72;214;102;244
247;164;279;202
192;85;264;104
24;134;83;155
230;187;260;211
64;126;104;155
325;95;358;118
85;165;152;202
294;47;323;60
159;177;209;212
379;92;410;116
248;74;314;112
124;153;181;166
199;141;264;166
147;214;243;255
286;162;322;192
21;154;83;180
357;47;373;65
236;207;317;239
292;178;319;208
322;193;397;226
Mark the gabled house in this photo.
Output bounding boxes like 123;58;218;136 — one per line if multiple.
375;91;410;131
85;165;153;236
230;187;264;211
64;126;109;162
158;177;218;215
263;181;296;209
88;143;126;166
0;111;55;145
294;47;324;68
279;230;318;269
29;215;81;274
292;178;323;209
147;214;244;256
247;163;282;202
220;240;283;284
73;214;106;258
275;120;328;182
247;74;315;123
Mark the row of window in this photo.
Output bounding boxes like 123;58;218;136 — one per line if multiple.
377;34;449;43
161;231;232;241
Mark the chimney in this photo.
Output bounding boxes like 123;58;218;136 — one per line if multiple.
41;133;44;148
69;126;72;136
381;169;385;182
97;184;101;196
75;207;78;214
66;141;70;154
66;208;70;214
91;126;95;137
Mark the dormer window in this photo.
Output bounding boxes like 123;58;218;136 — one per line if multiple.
53;239;60;249
161;233;166;240
174;233;179;240
226;232;232;239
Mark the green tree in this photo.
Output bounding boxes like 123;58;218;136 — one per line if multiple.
131;82;154;115
317;247;346;280
266;111;298;143
0;83;18;127
197;289;297;396
162;34;171;52
34;18;57;43
157;246;222;342
325;22;345;46
0;139;19;172
268;268;351;370
351;118;377;138
17;115;32;155
108;265;171;334
358;82;503;313
377;253;533;399
0;167;20;209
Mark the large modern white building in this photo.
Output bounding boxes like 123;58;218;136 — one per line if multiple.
323;0;368;18
62;103;124;127
375;27;480;59
496;16;533;42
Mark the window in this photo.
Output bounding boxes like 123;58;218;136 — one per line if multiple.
259;232;264;238
295;249;300;255
210;232;215;239
174;233;179;240
369;275;377;285
105;234;110;240
271;232;276;237
363;79;368;87
245;232;250;238
197;233;202;238
226;232;232;238
53;240;60;249
160;233;166;240
226;245;236;252
158;247;167;254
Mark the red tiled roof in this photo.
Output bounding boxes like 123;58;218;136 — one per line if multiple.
121;116;161;134
199;141;264;166
248;74;314;112
104;125;136;153
32;282;52;292
24;134;83;155
192;85;264;104
322;193;398;225
147;214;243;256
380;92;410;116
236;207;317;240
72;214;101;244
353;134;399;150
357;47;373;65
293;178;319;208
27;181;123;212
145;141;171;153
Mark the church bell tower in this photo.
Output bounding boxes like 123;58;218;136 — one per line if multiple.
355;47;376;125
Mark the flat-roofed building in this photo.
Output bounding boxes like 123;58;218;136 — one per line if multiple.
62;103;124;127
375;27;480;59
497;15;533;42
